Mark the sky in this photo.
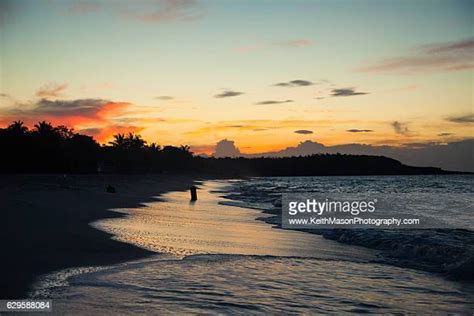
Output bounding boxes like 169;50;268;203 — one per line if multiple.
0;0;472;155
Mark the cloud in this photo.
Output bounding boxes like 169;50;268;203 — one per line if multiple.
331;88;368;97
256;99;293;105
64;0;203;24
32;98;126;118
356;38;474;74
294;129;313;134
446;114;474;124
123;0;203;23
391;121;410;135
438;133;453;137
0;93;9;98
0;98;130;128
214;90;244;98
155;96;174;100
68;1;101;14
274;80;313;87
78;127;102;135
234;39;312;53
36;83;68;98
207;139;474;172
214;139;241;158
347;129;373;133
276;39;313;47
423;39;474;54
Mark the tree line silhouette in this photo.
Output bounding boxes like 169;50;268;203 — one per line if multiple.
0;121;452;175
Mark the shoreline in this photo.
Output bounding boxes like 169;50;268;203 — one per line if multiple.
29;179;474;314
219;175;474;280
0;174;196;299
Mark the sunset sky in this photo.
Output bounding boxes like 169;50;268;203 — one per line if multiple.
0;0;472;154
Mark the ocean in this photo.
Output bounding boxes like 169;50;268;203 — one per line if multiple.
31;176;474;314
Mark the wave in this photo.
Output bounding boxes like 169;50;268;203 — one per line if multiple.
35;252;474;314
320;229;474;279
220;176;474;280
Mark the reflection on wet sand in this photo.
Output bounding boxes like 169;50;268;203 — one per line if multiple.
95;181;374;260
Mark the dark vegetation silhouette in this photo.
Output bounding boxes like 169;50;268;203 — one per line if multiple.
0;121;456;175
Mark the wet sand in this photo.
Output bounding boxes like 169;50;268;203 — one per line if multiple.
95;181;376;260
0;174;195;298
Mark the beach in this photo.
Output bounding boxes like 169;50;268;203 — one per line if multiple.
29;179;474;314
0;174;195;298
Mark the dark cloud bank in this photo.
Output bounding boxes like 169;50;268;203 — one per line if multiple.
214;139;474;172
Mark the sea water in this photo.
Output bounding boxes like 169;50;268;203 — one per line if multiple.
31;176;474;314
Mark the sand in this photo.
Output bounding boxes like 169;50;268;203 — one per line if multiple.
0;174;195;299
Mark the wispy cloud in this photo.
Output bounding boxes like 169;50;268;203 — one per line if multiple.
391;121;410;135
446;113;474;124
356;38;474;74
214;90;244;98
274;80;313;87
155;96;174;100
36;83;68;98
256;99;293;105
123;0;203;23
438;132;453;137
234;39;312;53
331;88;368;97
347;129;373;133
294;129;313;134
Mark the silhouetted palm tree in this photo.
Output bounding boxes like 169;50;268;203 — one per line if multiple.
109;133;126;148
109;133;146;150
148;142;161;151
34;121;55;136
180;145;191;153
127;133;146;150
7;120;28;135
55;125;75;139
